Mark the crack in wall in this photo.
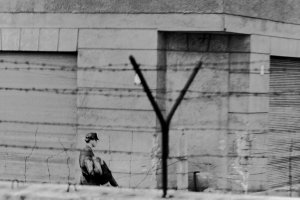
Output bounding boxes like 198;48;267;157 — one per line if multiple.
59;139;71;184
4;145;8;172
24;128;38;182
46;150;65;182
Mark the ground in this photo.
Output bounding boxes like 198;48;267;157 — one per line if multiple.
0;181;297;200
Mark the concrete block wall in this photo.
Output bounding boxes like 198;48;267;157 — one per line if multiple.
223;0;300;25
216;31;300;194
0;26;80;186
0;26;159;188
76;28;160;188
0;28;78;52
227;33;300;192
227;34;270;192
1;0;300;27
161;32;294;193
0;25;293;191
0;52;78;183
0;0;300;192
162;32;236;191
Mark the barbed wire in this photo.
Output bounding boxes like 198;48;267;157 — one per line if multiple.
0;59;275;73
0;58;268;66
1;143;300;160
0;57;299;194
1;145;299;193
1;138;299;193
0;143;149;156
0;87;299;99
0;119;298;134
1;119;299;133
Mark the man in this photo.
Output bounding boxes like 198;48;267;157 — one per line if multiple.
79;132;118;187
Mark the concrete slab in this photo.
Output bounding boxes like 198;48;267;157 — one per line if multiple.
58;29;78;51
39;28;59;51
78;29;157;50
1;28;20;50
20;29;39;51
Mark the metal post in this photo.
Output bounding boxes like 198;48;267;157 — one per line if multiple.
129;55;202;197
162;126;169;197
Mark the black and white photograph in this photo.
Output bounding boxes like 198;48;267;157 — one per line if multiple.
0;0;299;199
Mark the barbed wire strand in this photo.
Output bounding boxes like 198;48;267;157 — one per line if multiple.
0;87;299;99
1;143;300;160
0;59;282;73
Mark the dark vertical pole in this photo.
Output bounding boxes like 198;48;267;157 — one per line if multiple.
129;55;202;198
162;126;169;197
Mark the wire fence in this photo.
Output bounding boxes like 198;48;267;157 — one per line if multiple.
0;57;299;197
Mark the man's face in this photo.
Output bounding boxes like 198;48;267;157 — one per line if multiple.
90;139;98;148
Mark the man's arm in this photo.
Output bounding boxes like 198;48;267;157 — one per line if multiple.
93;157;103;175
84;159;95;176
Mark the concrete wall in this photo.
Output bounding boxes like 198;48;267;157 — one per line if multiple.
224;0;300;25
157;31;300;193
227;38;270;192
0;27;160;188
160;33;229;191
0;0;300;26
0;0;223;14
76;28;159;188
0;52;78;183
157;32;270;192
0;0;300;193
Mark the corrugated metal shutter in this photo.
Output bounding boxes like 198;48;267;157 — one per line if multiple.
0;52;77;183
268;56;300;189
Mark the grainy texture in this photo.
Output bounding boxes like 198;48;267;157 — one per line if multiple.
0;181;297;200
0;52;77;183
0;0;299;25
0;0;224;14
224;0;300;24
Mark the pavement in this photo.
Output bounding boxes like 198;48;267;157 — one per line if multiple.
0;181;298;200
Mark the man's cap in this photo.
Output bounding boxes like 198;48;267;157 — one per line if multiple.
85;132;99;142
